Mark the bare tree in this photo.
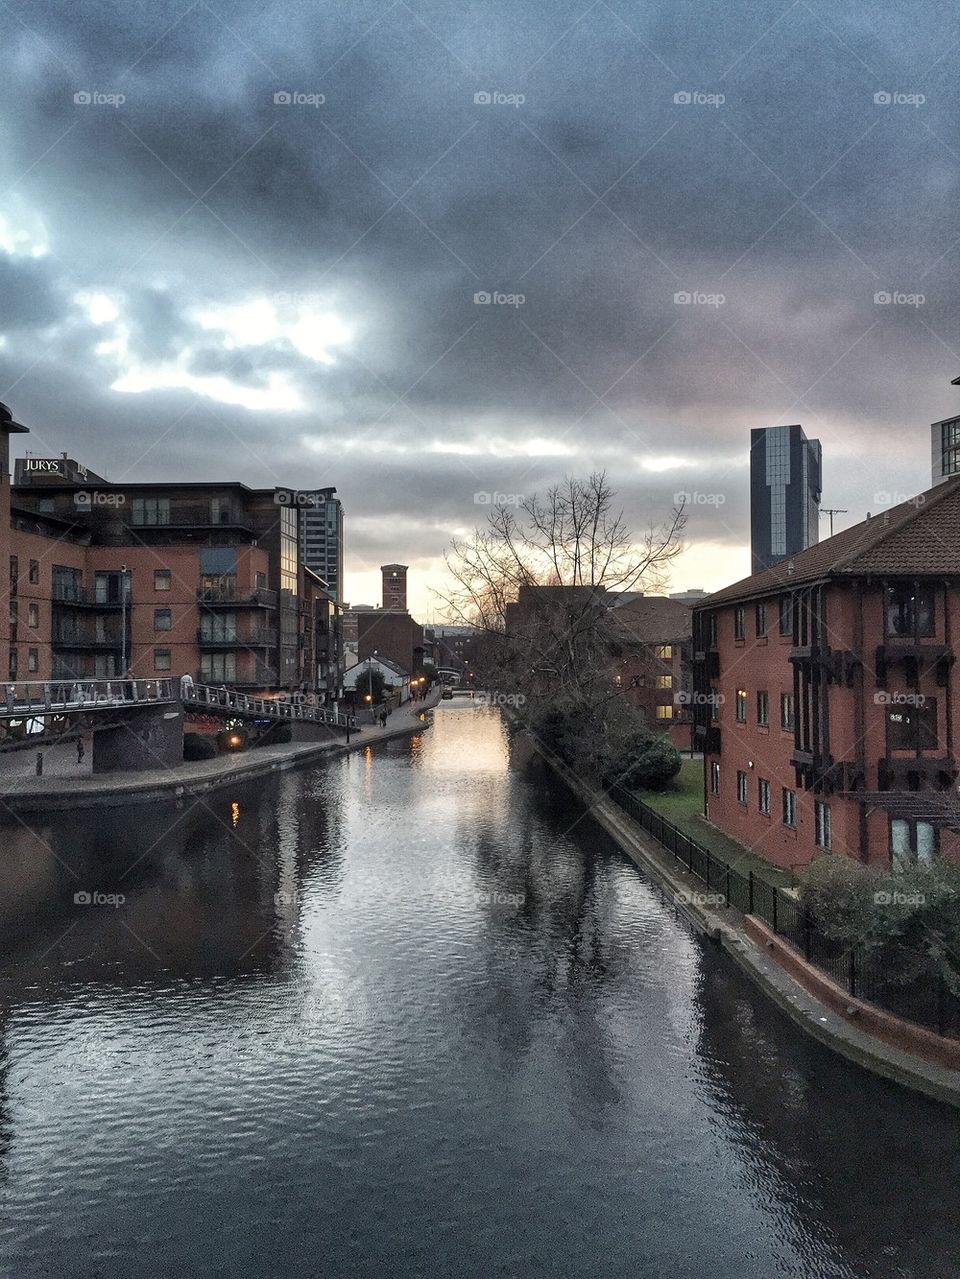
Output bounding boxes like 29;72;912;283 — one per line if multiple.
437;473;685;713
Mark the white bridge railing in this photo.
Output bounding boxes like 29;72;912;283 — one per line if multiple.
1;678;176;717
182;683;355;730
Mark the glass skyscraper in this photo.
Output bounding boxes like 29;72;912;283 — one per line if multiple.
749;425;822;574
299;488;344;605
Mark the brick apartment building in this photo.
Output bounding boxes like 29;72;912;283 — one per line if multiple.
1;404;342;697
693;479;960;872
611;594;693;751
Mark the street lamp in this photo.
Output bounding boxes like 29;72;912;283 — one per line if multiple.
119;564;132;681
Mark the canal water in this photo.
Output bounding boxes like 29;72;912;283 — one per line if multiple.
0;703;958;1279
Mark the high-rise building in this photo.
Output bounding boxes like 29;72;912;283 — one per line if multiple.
930;374;960;485
749;425;821;575
381;564;407;611
299;488;344;605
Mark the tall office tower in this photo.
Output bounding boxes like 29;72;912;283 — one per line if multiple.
381;564;408;611
749;425;822;574
931;374;960;485
300;487;344;604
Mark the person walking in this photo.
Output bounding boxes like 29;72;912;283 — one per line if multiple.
180;671;195;699
76;736;85;766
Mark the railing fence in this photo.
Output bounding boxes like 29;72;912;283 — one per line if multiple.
611;785;960;1040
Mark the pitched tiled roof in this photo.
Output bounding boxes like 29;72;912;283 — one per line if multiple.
701;475;960;607
610;594;692;642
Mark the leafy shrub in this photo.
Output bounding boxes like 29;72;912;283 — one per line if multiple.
800;855;960;993
611;729;682;790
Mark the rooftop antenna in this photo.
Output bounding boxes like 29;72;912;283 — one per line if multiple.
820;507;848;537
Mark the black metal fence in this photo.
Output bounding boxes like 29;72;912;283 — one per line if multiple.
612;785;960;1041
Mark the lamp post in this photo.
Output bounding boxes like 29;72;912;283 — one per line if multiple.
119;564;132;687
368;650;377;709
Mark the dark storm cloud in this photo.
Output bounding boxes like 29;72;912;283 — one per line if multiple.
2;0;960;595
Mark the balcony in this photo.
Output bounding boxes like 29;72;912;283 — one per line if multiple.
197;628;277;649
875;642;954;687
877;755;958;791
53;634;124;652
197;586;277;608
129;507;255;532
52;585;126;608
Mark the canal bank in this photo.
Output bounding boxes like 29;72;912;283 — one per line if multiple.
0;691;442;815
537;745;960;1110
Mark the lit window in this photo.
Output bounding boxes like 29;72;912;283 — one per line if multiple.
655;704;674;720
710;761;720;795
655;674;673;689
736;690;747;722
655;644;672;659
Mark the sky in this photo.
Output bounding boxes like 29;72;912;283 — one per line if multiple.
2;0;960;616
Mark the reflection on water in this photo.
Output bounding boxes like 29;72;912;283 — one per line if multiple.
0;704;957;1279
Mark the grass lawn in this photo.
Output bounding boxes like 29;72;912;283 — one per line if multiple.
636;758;794;890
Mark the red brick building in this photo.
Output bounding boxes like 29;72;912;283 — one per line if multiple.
693;480;960;872
610;594;693;750
1;403;342;697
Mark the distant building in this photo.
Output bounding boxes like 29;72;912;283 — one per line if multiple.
750;425;821;575
930;375;960;485
299;488;344;605
381;564;408;611
609;594;694;751
356;610;424;676
1;405;342;697
669;588;708;602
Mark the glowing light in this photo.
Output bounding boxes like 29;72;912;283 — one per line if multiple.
231;801;240;826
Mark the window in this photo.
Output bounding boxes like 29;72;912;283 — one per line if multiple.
734;606;745;640
655;674;673;689
28;603;39;628
779;595;793;636
131;497;170;526
27;648;38;673
736;689;747;722
255;571;267;590
28;559;39;584
885;583;935;638
708;614;718;647
758;778;771;815
755;602;767;636
815;801;832;850
655;644;672;659
8;650;16;679
782;788;796;828
210;497;226;524
154;649;171;671
154;608;172;632
154;570;171;591
891;819;937;870
9;556;18;593
886;698;939;752
200;612;237;642
655;704;673;720
710;761;720;796
780;692;795;731
737;770;748;805
757;690;769;726
201;652;236;682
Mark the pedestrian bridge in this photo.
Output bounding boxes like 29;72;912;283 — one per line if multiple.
1;678;177;719
0;679;353;731
181;683;354;730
